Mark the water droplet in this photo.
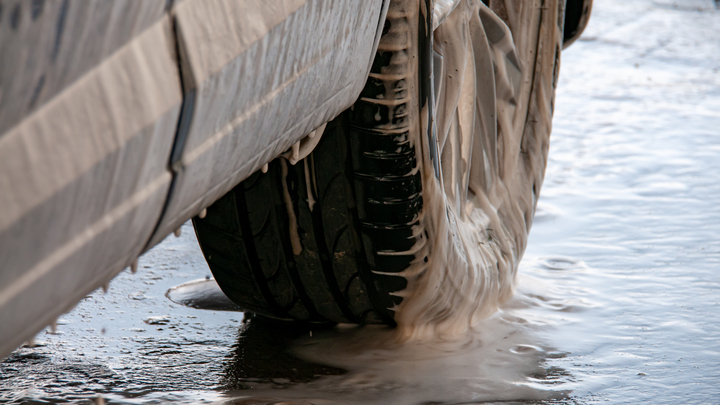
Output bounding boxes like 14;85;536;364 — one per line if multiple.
538;257;585;271
509;345;542;354
174;227;182;237
144;315;171;325
292;142;300;161
198;208;207;219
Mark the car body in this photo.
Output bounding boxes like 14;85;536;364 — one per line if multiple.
0;0;388;358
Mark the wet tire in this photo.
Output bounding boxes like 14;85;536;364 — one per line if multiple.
193;0;422;325
193;111;416;324
193;0;564;325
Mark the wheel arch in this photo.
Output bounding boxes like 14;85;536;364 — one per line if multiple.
563;0;593;49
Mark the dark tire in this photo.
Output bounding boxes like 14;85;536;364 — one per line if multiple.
193;0;563;325
193;0;422;325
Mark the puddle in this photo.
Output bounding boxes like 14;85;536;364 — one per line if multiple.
160;272;578;404
159;264;584;404
166;278;243;312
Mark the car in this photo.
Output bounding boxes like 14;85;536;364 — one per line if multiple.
0;0;592;358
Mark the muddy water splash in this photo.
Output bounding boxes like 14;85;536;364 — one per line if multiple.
392;0;558;340
288;293;569;404
212;263;584;404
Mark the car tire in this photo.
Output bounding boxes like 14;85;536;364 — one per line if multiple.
192;0;564;325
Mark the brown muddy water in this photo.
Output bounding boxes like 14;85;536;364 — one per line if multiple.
3;0;720;403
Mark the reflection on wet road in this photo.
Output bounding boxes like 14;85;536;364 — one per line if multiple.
3;0;720;403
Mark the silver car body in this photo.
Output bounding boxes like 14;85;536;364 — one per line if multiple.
0;0;388;358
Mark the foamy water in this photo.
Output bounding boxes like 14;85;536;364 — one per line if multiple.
2;0;720;403
390;0;554;340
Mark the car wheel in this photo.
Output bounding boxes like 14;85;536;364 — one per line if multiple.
192;0;564;328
